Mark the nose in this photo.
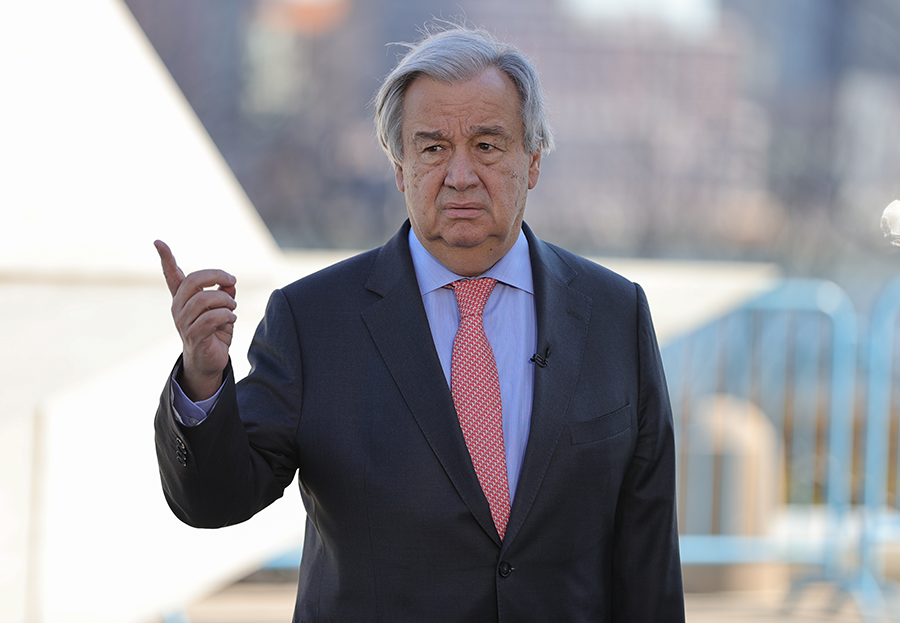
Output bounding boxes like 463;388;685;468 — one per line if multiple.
443;149;480;191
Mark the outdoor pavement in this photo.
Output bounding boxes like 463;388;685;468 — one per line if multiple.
181;578;877;623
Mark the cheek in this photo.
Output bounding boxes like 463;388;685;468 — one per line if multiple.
403;168;442;220
409;167;442;197
495;166;529;202
404;163;425;187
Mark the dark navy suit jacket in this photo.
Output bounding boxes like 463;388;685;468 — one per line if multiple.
155;221;685;622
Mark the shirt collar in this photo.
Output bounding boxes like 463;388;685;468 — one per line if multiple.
408;226;534;296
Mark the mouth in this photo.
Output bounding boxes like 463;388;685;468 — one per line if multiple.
441;204;485;219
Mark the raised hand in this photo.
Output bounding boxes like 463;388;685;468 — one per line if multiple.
154;240;237;401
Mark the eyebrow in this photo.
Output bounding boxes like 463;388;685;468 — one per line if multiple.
413;130;446;143
411;125;512;143
470;125;510;139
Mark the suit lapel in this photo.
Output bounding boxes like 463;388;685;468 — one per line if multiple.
503;225;592;547
361;223;500;543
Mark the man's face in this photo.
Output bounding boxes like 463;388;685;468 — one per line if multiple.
394;67;542;276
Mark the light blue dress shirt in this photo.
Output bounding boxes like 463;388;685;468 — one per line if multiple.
407;228;536;502
172;227;537;501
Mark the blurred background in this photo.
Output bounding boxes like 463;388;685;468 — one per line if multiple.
3;0;900;622
124;0;900;306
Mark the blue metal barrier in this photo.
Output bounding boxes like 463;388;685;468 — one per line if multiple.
662;280;858;587
859;275;900;621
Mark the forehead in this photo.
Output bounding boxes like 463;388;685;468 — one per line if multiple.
401;67;523;139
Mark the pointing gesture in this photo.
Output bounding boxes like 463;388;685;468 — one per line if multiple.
154;240;237;401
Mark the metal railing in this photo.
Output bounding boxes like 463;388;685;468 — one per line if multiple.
664;277;900;621
663;280;858;588
857;276;900;620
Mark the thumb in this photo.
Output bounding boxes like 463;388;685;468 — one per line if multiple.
154;240;185;297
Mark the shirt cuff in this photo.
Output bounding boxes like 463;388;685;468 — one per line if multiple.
170;364;226;427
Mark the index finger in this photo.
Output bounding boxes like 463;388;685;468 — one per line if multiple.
154;240;185;297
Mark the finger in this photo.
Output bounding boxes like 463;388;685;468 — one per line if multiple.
173;269;237;312
154;240;185;298
218;282;237;299
213;319;235;346
182;308;238;347
188;307;237;335
176;289;238;328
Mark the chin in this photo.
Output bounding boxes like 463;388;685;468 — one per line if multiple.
441;226;493;249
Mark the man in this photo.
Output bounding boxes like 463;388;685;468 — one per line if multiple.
155;25;684;622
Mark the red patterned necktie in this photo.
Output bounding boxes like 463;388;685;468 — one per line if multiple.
449;278;511;540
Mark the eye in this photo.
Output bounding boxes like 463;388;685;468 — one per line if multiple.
424;145;443;153
477;143;496;151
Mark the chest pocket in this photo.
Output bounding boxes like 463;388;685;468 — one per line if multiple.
569;403;632;445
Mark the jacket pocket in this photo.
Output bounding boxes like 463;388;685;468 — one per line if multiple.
569;404;632;445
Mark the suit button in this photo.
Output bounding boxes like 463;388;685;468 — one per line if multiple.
498;561;513;578
175;437;186;450
176;450;187;466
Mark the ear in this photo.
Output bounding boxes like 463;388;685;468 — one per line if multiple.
527;149;542;190
394;164;405;193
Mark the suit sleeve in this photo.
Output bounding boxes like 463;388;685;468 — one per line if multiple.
611;283;685;621
155;289;303;528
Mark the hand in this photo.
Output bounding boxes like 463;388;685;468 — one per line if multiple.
154;240;237;401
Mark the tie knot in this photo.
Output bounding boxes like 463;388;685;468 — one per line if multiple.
451;278;497;317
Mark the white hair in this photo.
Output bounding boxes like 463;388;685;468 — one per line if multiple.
374;26;555;165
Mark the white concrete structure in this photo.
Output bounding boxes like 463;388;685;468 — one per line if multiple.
0;2;301;621
0;2;778;621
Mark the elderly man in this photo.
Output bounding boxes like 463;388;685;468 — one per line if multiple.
155;25;684;622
